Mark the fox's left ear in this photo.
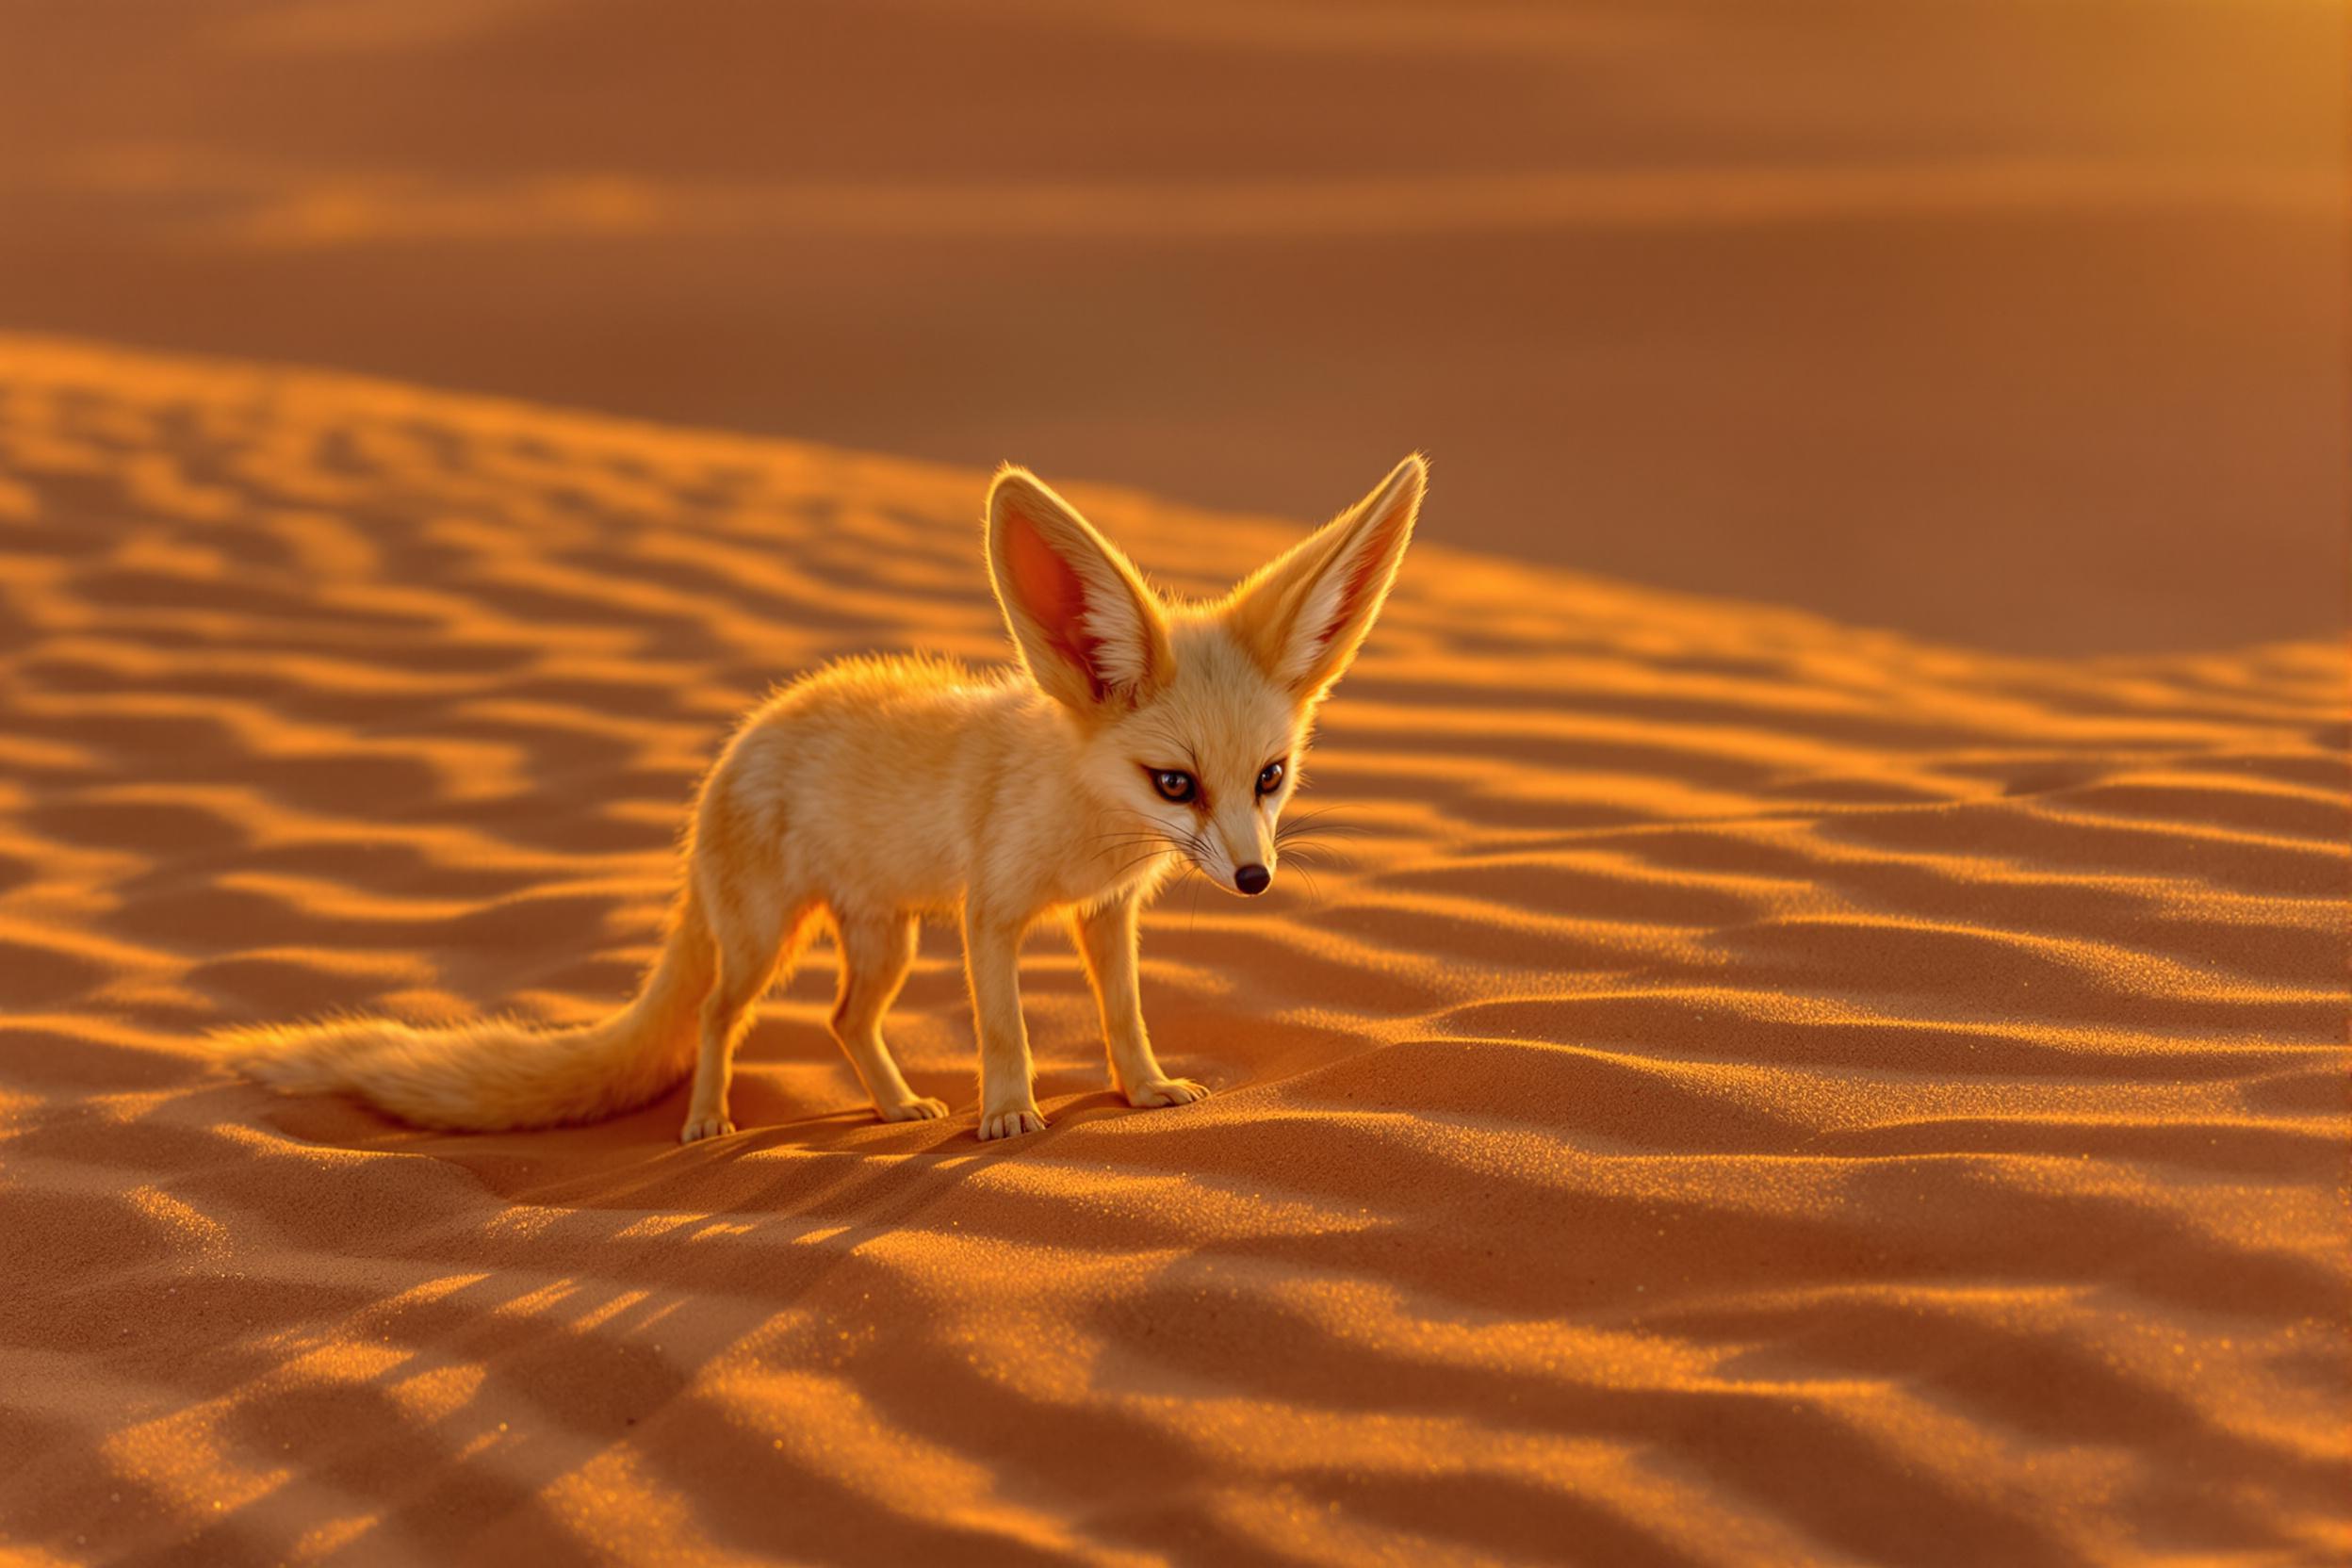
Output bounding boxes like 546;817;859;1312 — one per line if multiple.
1228;454;1426;699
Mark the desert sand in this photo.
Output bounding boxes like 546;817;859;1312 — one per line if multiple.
0;335;2345;1564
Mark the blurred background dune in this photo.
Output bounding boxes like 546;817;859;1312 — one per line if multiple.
1;0;2342;652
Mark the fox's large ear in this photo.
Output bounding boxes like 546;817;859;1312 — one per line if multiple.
987;466;1172;710
1228;454;1425;699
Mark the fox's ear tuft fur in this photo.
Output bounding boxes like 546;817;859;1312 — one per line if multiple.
987;466;1172;710
1228;454;1425;699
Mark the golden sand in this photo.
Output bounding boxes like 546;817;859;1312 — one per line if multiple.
0;336;2344;1563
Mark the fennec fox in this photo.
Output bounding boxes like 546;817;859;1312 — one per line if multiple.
225;456;1425;1143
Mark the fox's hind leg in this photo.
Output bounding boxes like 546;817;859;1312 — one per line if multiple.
830;909;948;1123
681;881;810;1143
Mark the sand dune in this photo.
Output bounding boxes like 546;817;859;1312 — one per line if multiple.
0;335;2344;1564
66;152;2344;250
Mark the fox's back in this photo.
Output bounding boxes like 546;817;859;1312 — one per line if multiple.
708;654;1043;908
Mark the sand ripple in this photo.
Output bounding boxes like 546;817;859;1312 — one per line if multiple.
0;336;2344;1564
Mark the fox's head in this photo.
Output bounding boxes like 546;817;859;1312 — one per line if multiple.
985;456;1425;898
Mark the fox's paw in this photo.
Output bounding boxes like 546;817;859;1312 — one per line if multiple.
877;1095;951;1123
678;1114;736;1144
1126;1077;1209;1109
977;1105;1049;1141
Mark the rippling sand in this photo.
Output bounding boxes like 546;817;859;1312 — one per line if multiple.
0;336;2344;1564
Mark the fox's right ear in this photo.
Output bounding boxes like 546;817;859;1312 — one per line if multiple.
987;466;1172;711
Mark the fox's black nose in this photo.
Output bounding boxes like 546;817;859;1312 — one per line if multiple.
1234;863;1271;896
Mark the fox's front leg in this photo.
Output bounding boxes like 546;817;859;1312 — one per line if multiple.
962;907;1048;1140
1074;893;1208;1110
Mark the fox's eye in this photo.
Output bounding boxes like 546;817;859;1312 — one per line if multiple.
1257;760;1286;796
1150;768;1197;804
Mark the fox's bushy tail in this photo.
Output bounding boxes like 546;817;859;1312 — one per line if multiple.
218;890;716;1131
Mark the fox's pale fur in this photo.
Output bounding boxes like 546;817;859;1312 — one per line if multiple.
221;456;1425;1142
